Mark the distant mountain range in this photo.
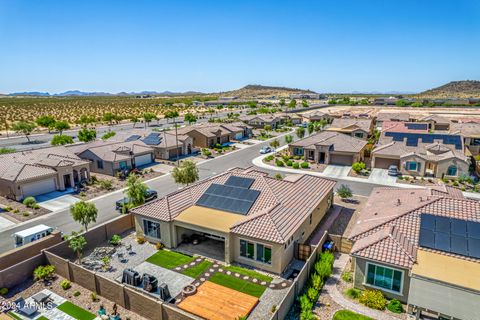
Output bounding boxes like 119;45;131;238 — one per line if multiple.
6;90;203;97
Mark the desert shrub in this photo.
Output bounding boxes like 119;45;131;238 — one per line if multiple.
265;155;274;161
22;196;36;208
4;206;12;212
352;162;366;173
292;162;300;169
155;242;164;250
282;155;291;162
60;279;71;290
33;265;55;281
341;271;353;283
300;162;309;169
337;184;353;200
359;290;387;310
275;159;284;167
270;305;277;313
91;292;99;302
307;287;318;302
51;134;74;145
345;288;361;299
311;273;322;290
286;160;293;166
0;288;8;296
109;234;121;246
101;131;116;140
73;291;81;297
22;211;30;217
293;155;301;160
98;179;113;190
387;299;404;313
32;203;40;210
136;236;145;244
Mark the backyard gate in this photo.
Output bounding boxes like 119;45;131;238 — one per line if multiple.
295;243;312;261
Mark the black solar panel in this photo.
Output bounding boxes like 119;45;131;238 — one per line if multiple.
141;133;162;145
196;183;260;215
384;132;462;150
225;176;255;189
419;214;480;260
125;134;141;142
405;123;428;130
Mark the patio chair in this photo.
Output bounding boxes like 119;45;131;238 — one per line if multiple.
31;292;52;304
126;244;134;255
117;252;128;263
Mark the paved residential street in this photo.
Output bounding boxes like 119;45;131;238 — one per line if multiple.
0;131;382;254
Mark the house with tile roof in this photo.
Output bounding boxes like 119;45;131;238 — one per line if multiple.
371;131;470;178
300;110;334;124
175;122;251;148
131;167;335;274
288;131;367;166
348;186;480;320
0;146;91;200
449;121;480;156
419;115;451;131
68;140;155;176
325;118;373;140
375;112;412;130
238;114;284;129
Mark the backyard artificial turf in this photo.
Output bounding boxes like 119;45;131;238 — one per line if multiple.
37;317;50;320
182;260;213;278
146;250;195;269
333;310;373;320
224;265;273;282
208;273;266;298
56;301;96;320
7;312;22;320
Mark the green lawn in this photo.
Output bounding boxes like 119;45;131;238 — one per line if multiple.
182;260;213;278
146;250;194;269
209;273;266;298
333;310;373;320
57;301;96;320
225;265;273;282
37;317;50;320
7;312;22;320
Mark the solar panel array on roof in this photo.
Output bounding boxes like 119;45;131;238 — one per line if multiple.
141;133;162;145
195;183;260;215
385;132;462;150
405;123;428;130
225;176;255;189
419;213;480;259
125;135;141;142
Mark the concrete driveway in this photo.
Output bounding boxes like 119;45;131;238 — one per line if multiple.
368;168;397;185
323;165;351;178
38;194;80;211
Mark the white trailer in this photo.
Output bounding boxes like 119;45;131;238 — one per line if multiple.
13;224;54;247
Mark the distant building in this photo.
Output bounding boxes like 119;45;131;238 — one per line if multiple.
289;93;324;100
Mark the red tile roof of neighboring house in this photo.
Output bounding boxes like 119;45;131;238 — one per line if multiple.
350;186;480;269
381;121;429;133
132;167;336;243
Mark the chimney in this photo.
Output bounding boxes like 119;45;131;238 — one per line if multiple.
397;199;401;206
419;196;423;202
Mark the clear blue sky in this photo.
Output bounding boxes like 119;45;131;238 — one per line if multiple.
1;0;479;94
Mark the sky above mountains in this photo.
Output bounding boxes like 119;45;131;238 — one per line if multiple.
1;0;479;94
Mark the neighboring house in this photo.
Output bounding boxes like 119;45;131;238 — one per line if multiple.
371;131;469;178
373;97;399;105
381;121;429;134
420;115;451;131
132;167;336;274
288;131;367;166
375;112;412;129
239;114;283;129
282;113;302;125
176;122;251;148
68;141;155;176
449;122;480;156
325;118;373;139
0;146;90;200
108;130;194;160
348;186;480;320
289;93;323;100
300;110;334;123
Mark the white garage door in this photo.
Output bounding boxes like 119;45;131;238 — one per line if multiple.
330;154;353;166
135;154;153;167
22;178;56;198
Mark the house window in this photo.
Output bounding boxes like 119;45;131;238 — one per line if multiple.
96;160;104;169
294;148;304;156
366;262;403;293
406;161;418;171
447;165;458;176
309;214;312;224
354;132;364;138
143;219;160;239
240;240;271;264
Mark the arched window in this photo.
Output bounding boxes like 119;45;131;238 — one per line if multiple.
447;165;457;176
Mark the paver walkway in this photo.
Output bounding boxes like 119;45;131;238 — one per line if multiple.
323;253;396;320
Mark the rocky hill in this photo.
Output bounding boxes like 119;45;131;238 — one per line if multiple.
416;80;480;98
217;84;316;98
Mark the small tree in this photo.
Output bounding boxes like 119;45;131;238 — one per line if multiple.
279;99;286;109
36;116;56;133
33;265;55;282
263;124;272;134
130;116;139;128
103;113;116;127
143;112;156;128
68;233;87;263
70;200;98;231
125;173;148;207
54;120;70;135
288;99;297;109
302;99;309;108
51;134;74;145
164;110;179;123
78;128;97;142
172;160;199;186
285;134;293;144
270;139;280;154
296;126;305;139
12;121;36;142
77;115;96;128
337;184;353;201
184;113;197;124
307;122;315;135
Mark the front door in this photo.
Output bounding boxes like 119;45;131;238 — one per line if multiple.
63;174;72;188
319;152;326;164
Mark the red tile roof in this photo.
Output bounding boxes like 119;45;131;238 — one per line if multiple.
133;167;336;243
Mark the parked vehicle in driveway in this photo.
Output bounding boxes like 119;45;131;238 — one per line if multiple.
259;146;272;154
115;189;158;212
388;165;399;176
